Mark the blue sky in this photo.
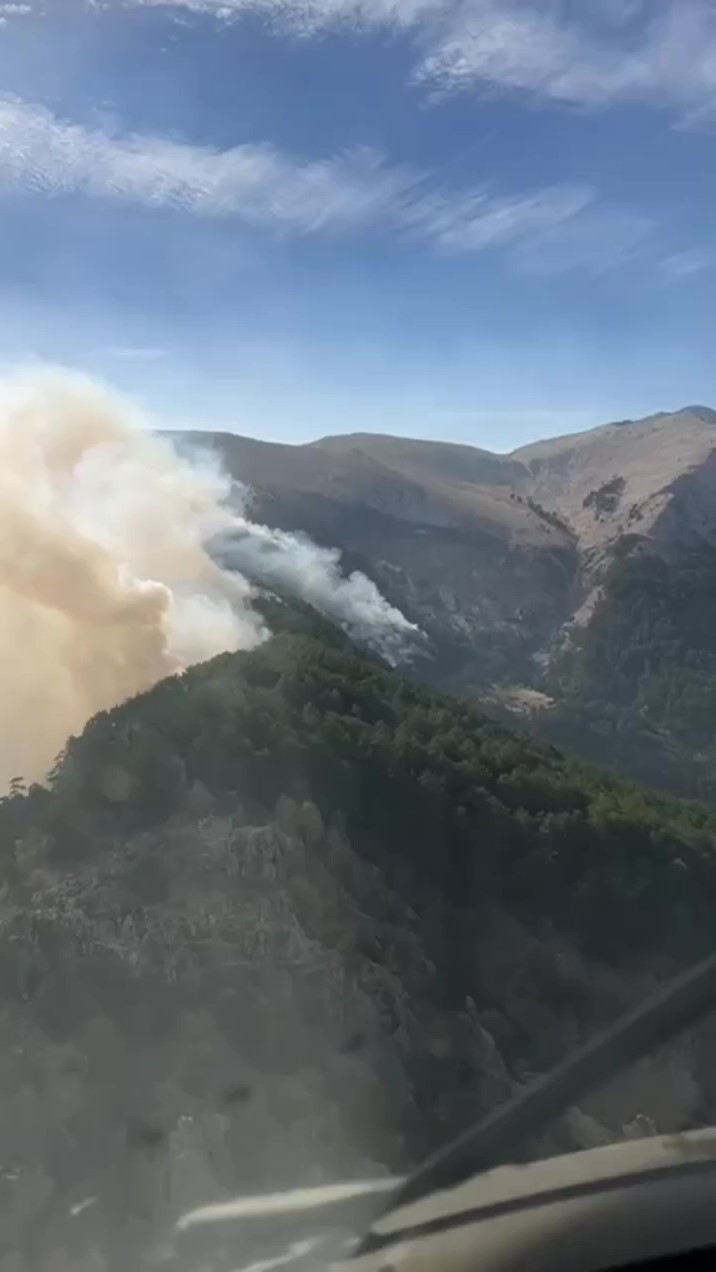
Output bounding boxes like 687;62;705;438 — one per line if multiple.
0;0;714;449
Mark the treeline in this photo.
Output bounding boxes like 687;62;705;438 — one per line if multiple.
9;590;716;974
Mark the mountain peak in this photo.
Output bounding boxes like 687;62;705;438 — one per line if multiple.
680;405;716;424
608;405;716;430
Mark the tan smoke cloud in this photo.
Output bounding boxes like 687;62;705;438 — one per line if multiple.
0;368;266;790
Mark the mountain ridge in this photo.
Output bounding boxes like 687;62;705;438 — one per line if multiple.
307;403;716;456
170;401;716;800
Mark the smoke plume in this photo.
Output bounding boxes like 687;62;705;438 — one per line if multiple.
0;368;418;791
0;369;264;789
219;521;420;667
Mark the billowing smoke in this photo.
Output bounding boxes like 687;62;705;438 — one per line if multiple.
0;368;267;790
219;520;420;667
0;368;418;791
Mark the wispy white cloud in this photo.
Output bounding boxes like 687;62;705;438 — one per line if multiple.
512;206;654;277
128;0;716;120
415;1;716;113
101;345;169;360
659;248;716;281
124;0;442;34
0;0;32;21
409;183;594;254
0;94;654;274
0;96;417;232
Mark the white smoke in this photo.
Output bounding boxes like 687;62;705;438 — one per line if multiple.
0;368;418;791
219;520;420;667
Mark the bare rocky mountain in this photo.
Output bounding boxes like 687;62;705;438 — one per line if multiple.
173;405;716;797
515;406;716;561
312;404;716;579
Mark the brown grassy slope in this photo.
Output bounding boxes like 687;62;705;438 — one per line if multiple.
174;430;566;550
514;407;716;559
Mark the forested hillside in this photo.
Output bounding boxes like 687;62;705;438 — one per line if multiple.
3;597;716;1268
543;544;716;802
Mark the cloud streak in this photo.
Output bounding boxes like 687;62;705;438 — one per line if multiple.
659;248;716;281
0;1;32;17
0;94;653;274
101;346;170;361
0;95;412;232
125;0;443;34
415;1;716;112
128;0;716;119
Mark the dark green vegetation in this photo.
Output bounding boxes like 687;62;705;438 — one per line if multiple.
543;545;716;803
3;596;716;1266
